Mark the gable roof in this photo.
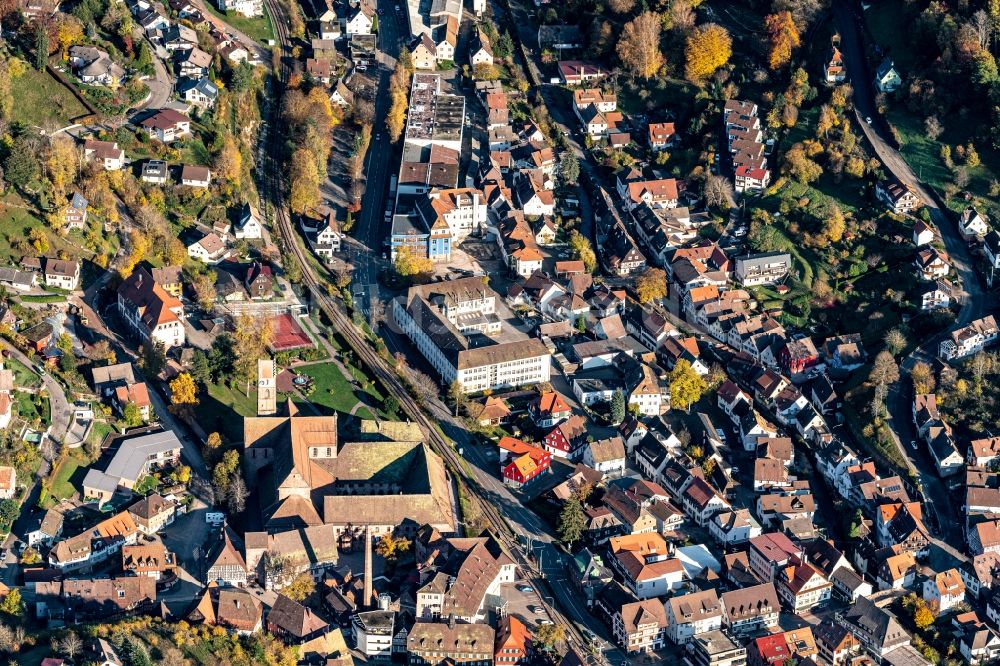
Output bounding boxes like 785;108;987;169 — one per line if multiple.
267;593;329;637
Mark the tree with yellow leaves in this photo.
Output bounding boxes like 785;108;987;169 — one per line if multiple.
394;245;433;277
617;12;664;80
29;228;48;254
765;11;799;70
213;135;242;193
45;135;78;204
816;104;838;138
56;16;84;57
119;229;150;277
386;59;411;142
825;203;845;244
635;268;667;304
233;313;273;395
684;23;732;82
165;237;187;266
169;372;199;419
0;58;12;122
288;148;320;214
283;573;316;602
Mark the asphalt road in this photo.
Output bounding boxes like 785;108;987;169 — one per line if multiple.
1;340;71;447
345;0;407;315
834;0;985;560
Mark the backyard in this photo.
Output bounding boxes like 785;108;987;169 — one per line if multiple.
15;391;49;427
41;448;90;507
203;2;275;43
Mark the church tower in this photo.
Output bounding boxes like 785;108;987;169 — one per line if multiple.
257;359;276;416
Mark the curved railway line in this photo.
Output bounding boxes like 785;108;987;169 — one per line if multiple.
254;0;600;659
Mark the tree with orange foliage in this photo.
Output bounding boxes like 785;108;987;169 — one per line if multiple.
765;11;800;70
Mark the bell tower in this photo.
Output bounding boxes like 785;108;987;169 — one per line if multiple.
257;359;276;416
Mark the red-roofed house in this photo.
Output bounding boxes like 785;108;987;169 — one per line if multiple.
648;123;676;151
140;109;191;143
752;634;791;666
495;615;532;665
113;382;151;422
612;599;668;655
779;338;819;375
558;61;606;85
529;391;572;427
0;466;15;500
680;477;731;526
775;562;832;612
117;268;186;349
498;437;552;488
608;534;680;590
922;568;966;613
735;164;771;194
618;178;680;211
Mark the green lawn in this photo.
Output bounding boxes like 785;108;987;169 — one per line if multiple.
886;108;953;190
196;380;259;443
0;200;45;264
134;474;159;494
298;363;372;415
9;67;89;128
87;420;117;449
15;392;49;426
618;77;701;117
45;449;88;504
203;2;275;44
887;106;1000;214
6;357;39;389
179;137;212;166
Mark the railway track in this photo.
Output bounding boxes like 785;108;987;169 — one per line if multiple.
254;0;598;658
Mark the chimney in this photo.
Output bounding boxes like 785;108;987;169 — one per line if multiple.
363;526;373;610
235;599;241;609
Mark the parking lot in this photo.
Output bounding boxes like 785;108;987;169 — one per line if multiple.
498;580;555;630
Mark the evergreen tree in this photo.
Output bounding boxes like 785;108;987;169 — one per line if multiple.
557;494;585;547
35;23;48;71
496;32;514;60
560;152;580;185
610;389;626;424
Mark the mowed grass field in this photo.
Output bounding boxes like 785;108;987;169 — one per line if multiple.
10;67;89;128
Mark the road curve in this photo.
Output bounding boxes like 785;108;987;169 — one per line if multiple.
1;339;71;447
